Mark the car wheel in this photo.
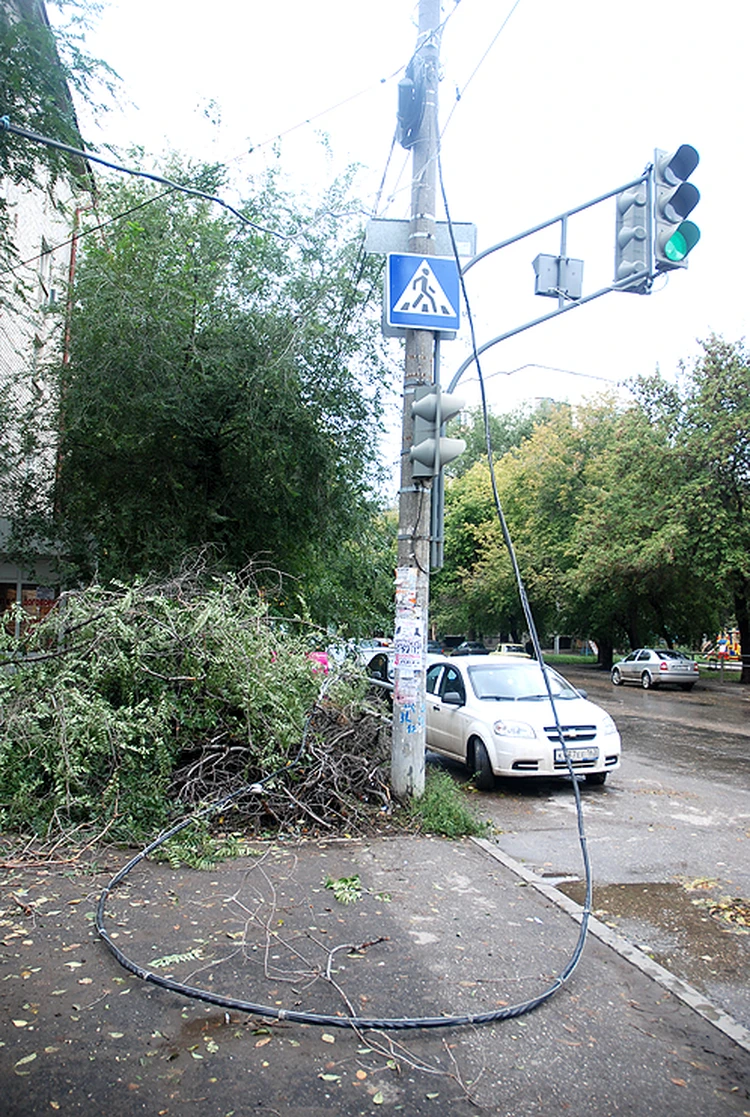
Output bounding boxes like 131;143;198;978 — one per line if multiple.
471;739;495;791
585;772;608;786
640;671;653;690
611;668;622;686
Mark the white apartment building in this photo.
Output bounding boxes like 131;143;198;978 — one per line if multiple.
1;0;93;630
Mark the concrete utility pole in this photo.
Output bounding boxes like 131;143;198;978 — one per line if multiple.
391;0;441;799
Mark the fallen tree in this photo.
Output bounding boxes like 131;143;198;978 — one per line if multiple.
0;566;391;846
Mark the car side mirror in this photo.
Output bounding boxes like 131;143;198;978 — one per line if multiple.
442;690;464;707
576;688;588;699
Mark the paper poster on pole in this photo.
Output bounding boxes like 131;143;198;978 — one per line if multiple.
394;567;424;702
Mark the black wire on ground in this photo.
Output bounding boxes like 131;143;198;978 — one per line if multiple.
96;662;590;1030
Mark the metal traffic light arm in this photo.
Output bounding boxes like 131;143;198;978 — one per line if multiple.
446;277;634;394
461;173;649;276
430;168;654;571
446;170;652;395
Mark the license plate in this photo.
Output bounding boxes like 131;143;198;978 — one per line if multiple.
554;746;599;763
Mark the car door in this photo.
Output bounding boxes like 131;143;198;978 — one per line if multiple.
635;648;654;682
425;663;445;749
620;651;640;682
426;663;468;759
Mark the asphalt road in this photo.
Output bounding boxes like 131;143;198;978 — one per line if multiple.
452;664;750;1031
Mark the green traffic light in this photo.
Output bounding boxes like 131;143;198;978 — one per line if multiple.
664;220;700;263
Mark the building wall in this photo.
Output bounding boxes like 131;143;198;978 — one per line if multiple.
0;0;92;605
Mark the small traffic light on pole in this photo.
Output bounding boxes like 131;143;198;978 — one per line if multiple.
614;178;651;293
410;385;466;478
653;144;700;271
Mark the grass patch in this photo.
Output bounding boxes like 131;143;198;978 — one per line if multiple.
542;652;601;667
409;768;489;838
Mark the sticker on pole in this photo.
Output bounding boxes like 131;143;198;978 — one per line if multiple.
386;253;460;330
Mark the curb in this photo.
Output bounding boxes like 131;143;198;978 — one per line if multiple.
471;836;750;1055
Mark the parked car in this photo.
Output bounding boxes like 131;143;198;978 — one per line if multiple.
450;641;490;656
490;643;531;658
610;648;700;691
425;655;621;788
357;638;394;683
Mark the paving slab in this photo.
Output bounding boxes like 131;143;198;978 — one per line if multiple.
2;835;750;1116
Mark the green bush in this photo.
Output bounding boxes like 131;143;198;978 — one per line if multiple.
409;768;488;838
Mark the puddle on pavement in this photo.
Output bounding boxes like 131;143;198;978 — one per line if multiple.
557;879;750;1000
158;1010;248;1059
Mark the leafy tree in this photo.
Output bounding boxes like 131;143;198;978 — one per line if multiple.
434;391;727;667
561;398;722;664
302;508;397;638
448;398;561;477
663;336;750;682
433;405;578;641
432;400;573;639
48;165;391;632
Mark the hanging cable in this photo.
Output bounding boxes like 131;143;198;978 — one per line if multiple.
0;116;292;240
441;0;524;139
0;189;176;278
436;146;593;978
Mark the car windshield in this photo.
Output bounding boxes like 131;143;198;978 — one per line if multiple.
656;649;688;660
467;663;578;701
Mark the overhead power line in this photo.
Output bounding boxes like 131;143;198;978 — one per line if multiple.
0;116;292;240
441;0;524;137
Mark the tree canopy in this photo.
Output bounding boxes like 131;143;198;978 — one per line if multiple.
433;337;749;679
46;164;394;633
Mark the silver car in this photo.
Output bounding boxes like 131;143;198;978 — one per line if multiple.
610;648;700;691
425;655;621;789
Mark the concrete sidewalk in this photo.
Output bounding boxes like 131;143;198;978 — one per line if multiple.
1;833;750;1115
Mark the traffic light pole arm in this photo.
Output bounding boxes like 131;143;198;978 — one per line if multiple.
446;276;647;394
461;171;650;276
445;169;652;393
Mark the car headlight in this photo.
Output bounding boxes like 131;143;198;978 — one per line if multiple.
493;718;536;739
600;713;618;736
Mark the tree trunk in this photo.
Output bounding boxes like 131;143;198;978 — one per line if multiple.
734;581;750;685
596;634;614;670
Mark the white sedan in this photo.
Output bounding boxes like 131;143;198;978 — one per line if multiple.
425;655;621;789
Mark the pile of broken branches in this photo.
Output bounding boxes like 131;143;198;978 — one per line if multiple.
170;696;397;837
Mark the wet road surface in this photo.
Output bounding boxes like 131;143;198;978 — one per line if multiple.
432;665;750;1030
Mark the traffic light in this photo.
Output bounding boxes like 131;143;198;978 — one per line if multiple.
614;179;650;293
653;145;700;271
410;385;466;478
397;58;425;149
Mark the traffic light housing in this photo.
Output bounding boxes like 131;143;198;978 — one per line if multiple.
653;145;700;271
410;385;466;478
397;58;425;149
614;179;650;293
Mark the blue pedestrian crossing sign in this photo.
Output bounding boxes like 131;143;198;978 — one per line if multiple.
386;253;460;331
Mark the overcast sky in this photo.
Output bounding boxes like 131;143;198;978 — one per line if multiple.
72;0;749;453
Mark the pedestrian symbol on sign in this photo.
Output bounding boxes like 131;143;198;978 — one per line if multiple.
400;264;452;317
